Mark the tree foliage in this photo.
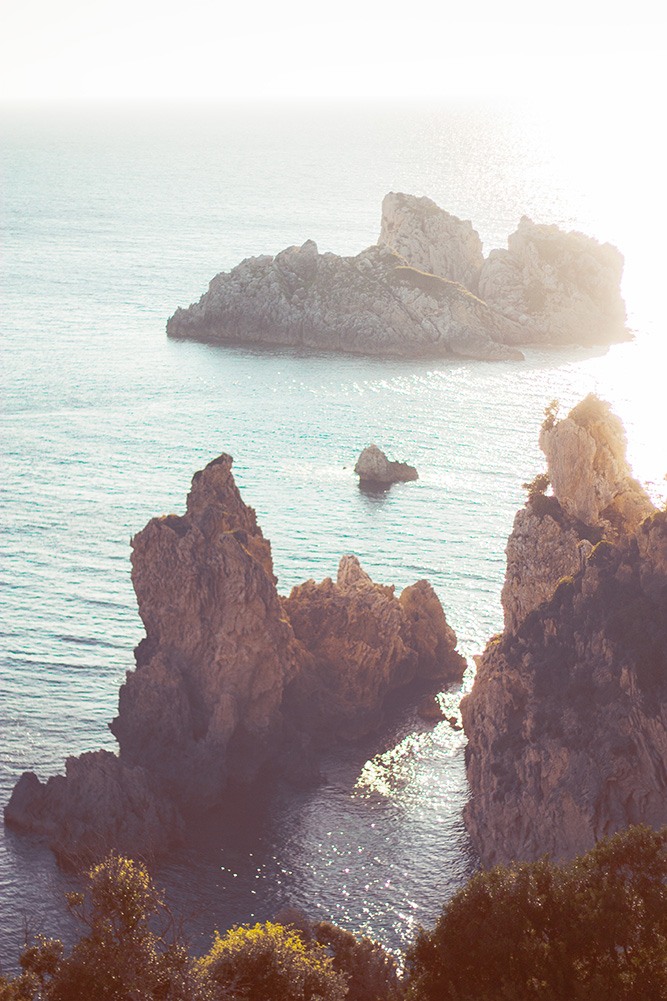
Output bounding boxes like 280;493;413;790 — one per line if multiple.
406;825;667;1001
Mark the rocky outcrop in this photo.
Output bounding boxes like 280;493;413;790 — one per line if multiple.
378;192;483;289
354;443;418;485
168;193;628;360
502;396;653;632
283;556;465;737
167;242;524;362
477;216;628;345
4;751;183;866
6;455;465;863
463;398;664;866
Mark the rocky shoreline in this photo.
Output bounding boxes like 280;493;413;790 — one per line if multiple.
167;192;629;361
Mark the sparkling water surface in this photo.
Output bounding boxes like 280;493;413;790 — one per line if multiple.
1;103;664;966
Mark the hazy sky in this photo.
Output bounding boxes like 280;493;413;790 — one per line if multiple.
0;0;663;105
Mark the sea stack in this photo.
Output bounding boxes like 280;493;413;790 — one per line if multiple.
354;443;418;486
462;396;665;866
5;454;465;864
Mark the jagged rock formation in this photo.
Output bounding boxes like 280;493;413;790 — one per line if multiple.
283;556;465;737
502;396;654;632
5;455;465;863
4;751;183;866
378;192;483;289
167;242;524;361
168;193;628;360
354;443;418;485
478;216;628;345
463;397;664;866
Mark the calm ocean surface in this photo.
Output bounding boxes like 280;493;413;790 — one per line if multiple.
1;102;665;966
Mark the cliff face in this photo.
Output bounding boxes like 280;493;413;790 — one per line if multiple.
378;192;484;290
6;455;465;863
167;242;524;362
463;397;664;866
283;556;465;738
477;216;628;345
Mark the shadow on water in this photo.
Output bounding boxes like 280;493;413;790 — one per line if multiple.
357;480;392;507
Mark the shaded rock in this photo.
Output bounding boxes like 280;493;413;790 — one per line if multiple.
354;443;418;485
111;454;306;809
478;216;628;345
462;398;664;867
4;751;183;867
167;242;525;362
378;192;484;289
283;555;465;738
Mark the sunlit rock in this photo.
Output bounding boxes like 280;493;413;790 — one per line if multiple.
167;241;524;362
354;443;418;485
378;191;484;289
478;216;628;345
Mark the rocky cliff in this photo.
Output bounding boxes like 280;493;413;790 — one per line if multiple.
477;216;628;345
6;455;465;863
167;242;524;361
168;193;628;359
463;397;664;866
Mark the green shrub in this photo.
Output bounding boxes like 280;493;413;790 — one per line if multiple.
199;921;348;1001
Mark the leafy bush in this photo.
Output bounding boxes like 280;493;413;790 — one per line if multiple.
406;825;667;1001
199;921;348;1001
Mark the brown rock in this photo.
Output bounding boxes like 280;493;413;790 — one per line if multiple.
462;399;664;867
283;555;465;738
354;443;418;485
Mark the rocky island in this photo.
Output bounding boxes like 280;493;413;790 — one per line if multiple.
462;395;666;866
5;455;465;864
167;193;629;360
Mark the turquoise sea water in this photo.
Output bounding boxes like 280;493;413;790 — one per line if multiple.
1;102;664;966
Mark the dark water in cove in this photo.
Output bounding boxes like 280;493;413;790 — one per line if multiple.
0;102;664;966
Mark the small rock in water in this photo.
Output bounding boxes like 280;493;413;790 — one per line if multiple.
354;443;418;485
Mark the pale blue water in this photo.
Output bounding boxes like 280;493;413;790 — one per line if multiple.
1;103;664;968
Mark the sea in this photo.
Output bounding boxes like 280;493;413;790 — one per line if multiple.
1;100;665;969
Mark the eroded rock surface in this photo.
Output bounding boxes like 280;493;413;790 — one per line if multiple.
463;398;664;866
478;216;628;345
283;556;465;737
167;242;524;361
378;192;484;289
354;443;418;485
6;455;465;863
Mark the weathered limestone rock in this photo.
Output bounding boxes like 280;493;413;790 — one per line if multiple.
502;396;653;633
111;454;306;808
4;751;183;866
167;242;524;362
540;395;654;533
354;443;418;485
283;555;466;737
378;192;484;289
463;398;664;867
6;455;466;863
477;216;628;345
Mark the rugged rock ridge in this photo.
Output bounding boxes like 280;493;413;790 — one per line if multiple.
284;556;465;738
463;397;664;866
5;455;465;863
478;216;628;345
167;242;523;362
167;193;628;360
